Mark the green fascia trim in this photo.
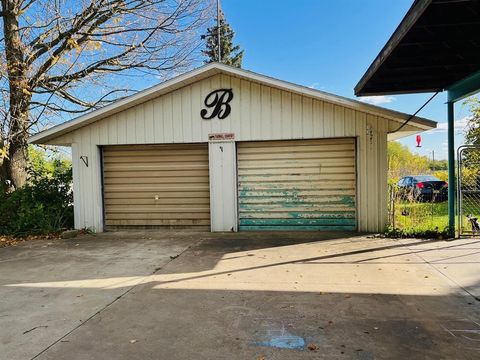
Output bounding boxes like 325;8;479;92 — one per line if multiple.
447;70;480;103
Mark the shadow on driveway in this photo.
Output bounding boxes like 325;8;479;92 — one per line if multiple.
1;231;480;359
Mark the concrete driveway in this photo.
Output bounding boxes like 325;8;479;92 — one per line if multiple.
1;232;480;360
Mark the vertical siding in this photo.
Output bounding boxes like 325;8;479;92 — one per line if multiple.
209;141;238;231
56;73;390;233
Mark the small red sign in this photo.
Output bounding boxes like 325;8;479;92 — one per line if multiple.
208;133;235;141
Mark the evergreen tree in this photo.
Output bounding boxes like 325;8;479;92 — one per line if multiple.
202;14;244;68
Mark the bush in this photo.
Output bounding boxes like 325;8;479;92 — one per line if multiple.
0;160;73;237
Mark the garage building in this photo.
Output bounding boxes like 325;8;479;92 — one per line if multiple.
29;63;436;233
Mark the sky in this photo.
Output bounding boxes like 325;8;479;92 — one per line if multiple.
219;0;476;160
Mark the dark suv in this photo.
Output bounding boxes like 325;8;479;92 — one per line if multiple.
397;175;448;201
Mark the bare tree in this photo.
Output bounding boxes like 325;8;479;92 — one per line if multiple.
0;0;212;189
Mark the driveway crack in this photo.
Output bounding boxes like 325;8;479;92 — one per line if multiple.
403;239;480;302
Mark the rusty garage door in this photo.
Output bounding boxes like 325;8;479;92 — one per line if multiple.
237;138;356;231
102;144;210;230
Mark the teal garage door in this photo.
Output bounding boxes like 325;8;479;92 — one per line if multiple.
237;138;357;231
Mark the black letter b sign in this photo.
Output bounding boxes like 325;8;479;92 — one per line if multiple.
200;89;234;120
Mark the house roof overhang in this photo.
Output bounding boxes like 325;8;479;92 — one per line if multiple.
355;0;480;97
30;62;436;145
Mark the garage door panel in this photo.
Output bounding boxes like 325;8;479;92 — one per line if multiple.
105;212;210;220
103;176;209;185
239;225;357;231
105;219;211;228
239;185;355;198
103;144;210;229
237;152;353;161
104;191;210;199
238;139;356;231
237;144;355;154
238;174;356;182
106;205;210;212
239;218;357;226
242;164;354;176
238;203;355;212
239;181;356;187
238;138;354;148
239;195;356;204
103;184;209;192
103;155;208;164
104;198;210;205
104;164;209;172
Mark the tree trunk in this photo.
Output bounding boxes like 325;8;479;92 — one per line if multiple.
0;0;29;189
2;136;27;189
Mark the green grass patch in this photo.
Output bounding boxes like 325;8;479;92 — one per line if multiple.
387;199;480;238
388;201;450;239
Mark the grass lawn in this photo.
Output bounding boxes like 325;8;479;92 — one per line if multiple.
393;201;449;233
392;199;480;235
394;197;480;235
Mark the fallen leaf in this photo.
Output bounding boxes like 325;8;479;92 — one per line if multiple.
307;343;319;351
130;339;138;344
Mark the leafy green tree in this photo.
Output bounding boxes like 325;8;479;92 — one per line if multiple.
27;146;71;179
388;141;430;182
465;97;480;145
202;14;244;67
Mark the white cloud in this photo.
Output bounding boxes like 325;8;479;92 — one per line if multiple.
308;82;320;89
358;95;396;105
426;116;471;134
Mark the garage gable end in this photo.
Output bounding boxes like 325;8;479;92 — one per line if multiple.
30;63;436;146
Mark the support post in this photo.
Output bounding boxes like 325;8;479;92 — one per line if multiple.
447;101;455;237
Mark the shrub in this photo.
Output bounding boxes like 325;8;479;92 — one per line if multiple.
0;160;73;237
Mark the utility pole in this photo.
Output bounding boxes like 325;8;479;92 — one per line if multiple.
217;0;221;63
432;150;435;171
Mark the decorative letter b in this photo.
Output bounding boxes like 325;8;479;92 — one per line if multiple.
200;89;234;120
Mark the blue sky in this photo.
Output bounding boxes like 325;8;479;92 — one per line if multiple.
220;0;475;160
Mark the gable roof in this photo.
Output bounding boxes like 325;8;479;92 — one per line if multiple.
29;62;436;144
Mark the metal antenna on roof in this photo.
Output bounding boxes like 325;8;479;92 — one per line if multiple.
217;0;221;63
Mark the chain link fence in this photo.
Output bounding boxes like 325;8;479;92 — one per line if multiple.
458;145;480;236
387;145;480;237
388;183;449;237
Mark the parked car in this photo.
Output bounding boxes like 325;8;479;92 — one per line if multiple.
397;175;448;202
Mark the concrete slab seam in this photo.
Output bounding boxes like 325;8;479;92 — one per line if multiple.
28;238;204;360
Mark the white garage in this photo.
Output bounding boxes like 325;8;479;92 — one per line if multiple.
29;62;436;233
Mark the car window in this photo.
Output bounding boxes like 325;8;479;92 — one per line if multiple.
414;175;440;182
405;177;412;185
397;179;404;186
